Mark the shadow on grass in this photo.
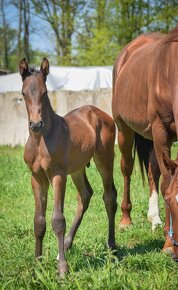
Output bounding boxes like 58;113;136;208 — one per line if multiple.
118;238;164;259
66;238;164;272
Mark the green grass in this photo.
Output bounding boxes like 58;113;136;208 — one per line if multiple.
0;145;178;289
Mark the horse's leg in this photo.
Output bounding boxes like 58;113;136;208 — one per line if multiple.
51;175;67;275
63;169;93;252
152;119;173;253
147;149;162;231
31;173;49;258
117;123;134;228
93;147;117;249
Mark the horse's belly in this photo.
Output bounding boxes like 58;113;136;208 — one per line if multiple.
113;45;151;138
121;113;152;139
113;88;151;137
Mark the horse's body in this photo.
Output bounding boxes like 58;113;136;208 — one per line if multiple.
20;58;117;275
112;25;178;258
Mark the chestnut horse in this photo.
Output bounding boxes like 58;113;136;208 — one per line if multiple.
19;58;117;275
112;24;178;259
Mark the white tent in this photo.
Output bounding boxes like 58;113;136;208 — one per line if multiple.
0;66;113;93
0;66;113;146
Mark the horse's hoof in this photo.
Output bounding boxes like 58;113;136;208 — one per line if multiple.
172;254;178;262
163;248;178;262
162;237;173;254
119;221;133;230
152;221;162;232
58;260;68;277
162;246;174;256
148;215;162;231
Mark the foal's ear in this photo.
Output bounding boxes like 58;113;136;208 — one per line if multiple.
19;58;29;80
40;57;49;80
162;152;177;175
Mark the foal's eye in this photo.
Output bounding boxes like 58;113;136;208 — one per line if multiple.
21;91;26;98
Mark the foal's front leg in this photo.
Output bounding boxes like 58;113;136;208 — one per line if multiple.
31;173;49;258
51;175;67;275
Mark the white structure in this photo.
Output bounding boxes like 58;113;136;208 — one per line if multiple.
0;66;112;93
0;66;113;146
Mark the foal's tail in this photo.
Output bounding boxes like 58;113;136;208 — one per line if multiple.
134;133;154;183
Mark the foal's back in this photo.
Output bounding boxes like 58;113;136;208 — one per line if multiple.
50;105;115;174
63;105;115;174
64;105;115;142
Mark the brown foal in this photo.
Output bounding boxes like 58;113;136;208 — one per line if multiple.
19;57;117;275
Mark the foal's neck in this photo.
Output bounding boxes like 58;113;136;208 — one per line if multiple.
42;94;55;134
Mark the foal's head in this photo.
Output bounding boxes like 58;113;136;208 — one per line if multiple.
19;58;49;134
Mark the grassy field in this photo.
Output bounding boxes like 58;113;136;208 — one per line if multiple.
0;145;178;290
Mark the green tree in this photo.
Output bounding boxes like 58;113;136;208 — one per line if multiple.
152;0;178;32
13;0;31;62
0;0;17;70
1;0;178;70
32;0;86;65
0;0;10;68
75;0;119;66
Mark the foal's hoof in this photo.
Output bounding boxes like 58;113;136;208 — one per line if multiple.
108;241;117;251
58;261;68;277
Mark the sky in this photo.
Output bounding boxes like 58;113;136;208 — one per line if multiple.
3;2;55;53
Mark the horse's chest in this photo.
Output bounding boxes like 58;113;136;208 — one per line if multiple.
32;153;51;174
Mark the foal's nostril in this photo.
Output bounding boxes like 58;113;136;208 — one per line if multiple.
29;121;33;128
29;120;44;131
38;120;44;129
39;120;44;128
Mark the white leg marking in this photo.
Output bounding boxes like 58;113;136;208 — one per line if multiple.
56;253;59;261
176;194;178;203
147;190;162;231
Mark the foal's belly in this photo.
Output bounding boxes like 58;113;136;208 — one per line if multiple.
67;147;94;175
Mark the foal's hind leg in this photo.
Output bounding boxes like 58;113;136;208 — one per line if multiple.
31;172;49;258
147;149;162;231
93;151;117;249
117;123;135;228
64;169;93;252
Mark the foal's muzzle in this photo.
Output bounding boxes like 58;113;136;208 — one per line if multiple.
29;120;44;132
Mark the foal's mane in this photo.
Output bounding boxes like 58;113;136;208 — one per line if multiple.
29;67;41;76
164;24;178;43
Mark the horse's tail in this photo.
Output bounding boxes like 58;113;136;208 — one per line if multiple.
134;133;154;183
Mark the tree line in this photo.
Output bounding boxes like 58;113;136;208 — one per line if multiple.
0;0;177;72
